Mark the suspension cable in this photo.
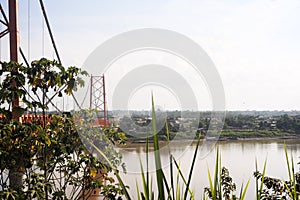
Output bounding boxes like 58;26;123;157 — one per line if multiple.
81;83;90;108
27;0;30;61
0;21;2;61
27;0;31;113
42;15;44;56
38;0;85;112
0;3;8;61
38;0;61;64
20;47;30;67
0;3;9;25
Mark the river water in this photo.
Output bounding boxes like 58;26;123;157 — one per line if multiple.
117;138;300;199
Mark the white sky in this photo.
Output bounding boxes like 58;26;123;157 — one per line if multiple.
1;0;300;111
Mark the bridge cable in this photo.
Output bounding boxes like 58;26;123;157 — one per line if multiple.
27;0;30;61
0;21;2;62
80;83;90;108
38;0;84;112
42;14;45;56
26;0;31;112
38;0;61;64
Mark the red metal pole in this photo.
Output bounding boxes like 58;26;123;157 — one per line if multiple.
9;0;21;120
90;75;93;110
8;0;23;191
102;75;107;121
9;0;19;62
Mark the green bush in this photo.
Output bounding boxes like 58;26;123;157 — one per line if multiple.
0;59;126;200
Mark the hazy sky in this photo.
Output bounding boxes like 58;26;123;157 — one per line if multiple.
1;0;300;111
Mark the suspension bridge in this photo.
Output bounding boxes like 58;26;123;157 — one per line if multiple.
0;0;109;126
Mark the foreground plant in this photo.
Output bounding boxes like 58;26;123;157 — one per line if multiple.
134;95;199;200
254;144;300;200
204;148;250;200
0;59;125;199
87;95;200;200
84;95;300;200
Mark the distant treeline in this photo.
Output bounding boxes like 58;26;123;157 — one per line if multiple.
115;111;300;138
223;113;300;134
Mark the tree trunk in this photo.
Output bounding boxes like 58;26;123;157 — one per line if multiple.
9;163;24;190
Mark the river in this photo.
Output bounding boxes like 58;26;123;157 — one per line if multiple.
116;138;300;199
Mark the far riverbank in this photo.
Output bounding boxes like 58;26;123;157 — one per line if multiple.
120;132;300;147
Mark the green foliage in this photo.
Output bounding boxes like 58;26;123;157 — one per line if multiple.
277;114;300;134
254;146;300;200
0;59;126;200
151;96;165;200
134;96;199;200
81;133;131;200
119;111;300;142
204;148;250;200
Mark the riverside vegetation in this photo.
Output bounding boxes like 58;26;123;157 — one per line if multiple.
0;59;126;199
116;110;300;141
1;59;300;199
89;97;300;200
